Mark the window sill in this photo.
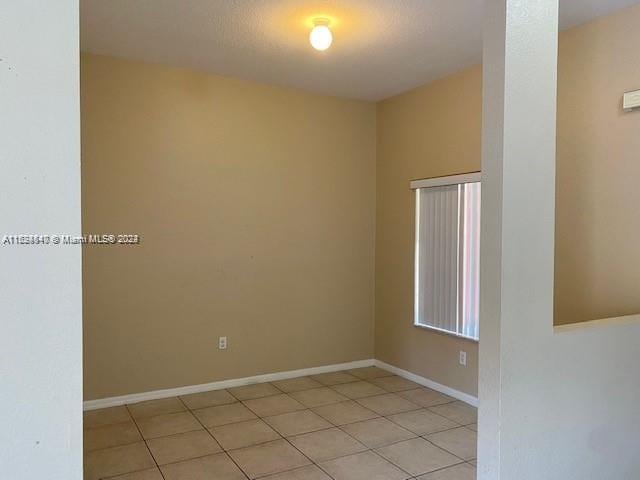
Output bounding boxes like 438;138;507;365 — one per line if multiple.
553;313;640;334
413;323;479;343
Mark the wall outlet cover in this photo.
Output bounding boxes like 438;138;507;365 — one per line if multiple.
623;89;640;110
459;350;467;366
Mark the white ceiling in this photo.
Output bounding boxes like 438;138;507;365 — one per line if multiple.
81;0;640;101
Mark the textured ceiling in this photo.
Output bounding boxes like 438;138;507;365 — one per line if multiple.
81;0;640;101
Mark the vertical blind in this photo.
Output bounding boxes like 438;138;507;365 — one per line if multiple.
414;180;481;340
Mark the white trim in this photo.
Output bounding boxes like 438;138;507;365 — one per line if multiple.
553;313;640;334
413;188;421;328
83;359;375;411
410;172;481;190
374;359;478;407
84;357;479;412
622;89;640;111
413;322;479;343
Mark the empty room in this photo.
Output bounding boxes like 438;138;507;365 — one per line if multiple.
3;1;639;480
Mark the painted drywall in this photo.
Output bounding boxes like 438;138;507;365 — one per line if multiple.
82;54;376;400
0;1;82;478
479;1;640;478
554;5;640;324
375;4;640;396
375;66;482;397
82;4;639;402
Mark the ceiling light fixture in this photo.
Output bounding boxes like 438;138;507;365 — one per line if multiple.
309;18;332;51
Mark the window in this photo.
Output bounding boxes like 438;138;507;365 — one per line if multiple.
412;173;481;340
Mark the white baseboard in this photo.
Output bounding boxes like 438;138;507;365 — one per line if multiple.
84;357;478;411
374;359;478;407
83;359;375;411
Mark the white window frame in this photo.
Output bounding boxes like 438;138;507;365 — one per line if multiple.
411;171;481;342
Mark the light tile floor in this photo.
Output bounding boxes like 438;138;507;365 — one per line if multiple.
84;367;477;480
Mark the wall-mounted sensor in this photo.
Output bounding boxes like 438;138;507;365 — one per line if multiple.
623;89;640;111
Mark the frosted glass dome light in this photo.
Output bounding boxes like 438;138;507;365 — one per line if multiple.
310;19;332;51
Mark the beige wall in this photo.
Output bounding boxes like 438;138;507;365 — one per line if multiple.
375;67;482;396
375;4;640;395
83;5;639;401
82;54;376;400
554;5;640;325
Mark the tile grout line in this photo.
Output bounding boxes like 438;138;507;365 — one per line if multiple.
225;380;365;480
280;431;340;480
253;463;337;480
338;420;472;465
86;403;464;442
182;397;287;455
124;403;168;480
383;412;467;434
175;395;251;480
85;377;455;425
361;447;415;477
270;387;419;479
84;417;142;432
372;443;469;478
425;401;477;424
421;436;469;464
420;414;477;462
92;403;475;475
84;438;149;455
86;371;476;478
408;458;472;479
220;382;333;478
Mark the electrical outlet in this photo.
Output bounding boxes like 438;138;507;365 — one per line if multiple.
459;350;467;366
218;336;228;350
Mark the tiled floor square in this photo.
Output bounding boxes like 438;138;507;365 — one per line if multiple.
376;438;461;476
84;442;155;480
397;388;455;407
228;382;281;400
180;389;237;410
243;393;305;417
84;406;131;428
312;400;379;426
340;417;416;448
84;372;477;480
355;393;419;416
429;402;477;425
416;462;476;480
146;429;222;465
288;427;367;462
330;381;386;399
387;409;458;435
370;375;422;392
160;452;246;480
347;367;394;380
310;371;359;386
128;397;186;419
84;420;141;452
319;451;409;480
261;464;332;479
264;409;332;437
108;467;164;480
136;411;202;439
193;402;257;427
272;376;323;393
290;387;348;408
210;418;281;450
228;439;311;479
426;427;477;460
